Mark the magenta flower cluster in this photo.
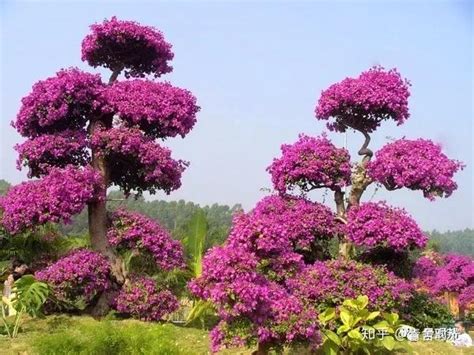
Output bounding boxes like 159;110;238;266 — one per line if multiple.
227;195;337;279
13;68;104;137
190;195;341;351
267;134;351;194
108;209;185;271
190;246;321;352
287;259;413;313
15;129;89;178
113;276;179;321
368;138;464;200
92;126;187;195
35;249;111;307
414;253;474;307
315;66;411;133
0;166;102;234
345;202;427;250
81;16;174;78
103;80;199;139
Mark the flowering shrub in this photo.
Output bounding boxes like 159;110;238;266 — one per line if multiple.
103;80;199;139
0;166;102;234
413;253;474;308
113;276;179;321
15;130;89;177
92;127;187;194
287;259;413;313
35;249;110;308
108;209;185;271
315;66;411;133
368;138;464;200
267;134;351;194
189;246;321;352
345;202;427;250
231;195;337;253
13;68;105;137
81;16;174;78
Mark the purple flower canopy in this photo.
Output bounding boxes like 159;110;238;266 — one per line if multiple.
315;66;411;133
81;16;174;78
267;134;351;194
368;138;464;200
345;201;428;250
0;166;102;234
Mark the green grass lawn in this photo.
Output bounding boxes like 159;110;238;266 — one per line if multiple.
1;316;473;354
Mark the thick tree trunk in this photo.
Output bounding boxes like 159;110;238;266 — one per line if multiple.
337;127;373;259
252;342;270;355
88;68;126;316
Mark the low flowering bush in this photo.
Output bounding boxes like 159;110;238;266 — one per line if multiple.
345;201;427;250
92;126;187;195
413;253;474;308
315;66;411;133
0;166;102;234
267;134;351;194
287;259;413;313
113;276;179;321
368;139;464;200
108;209;185;271
35;249;110;309
190;245;321;352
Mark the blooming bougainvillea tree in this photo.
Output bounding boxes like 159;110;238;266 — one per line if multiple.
192;66;464;353
0;17;198;315
413;253;474;309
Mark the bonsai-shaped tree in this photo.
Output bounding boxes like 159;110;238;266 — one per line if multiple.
0;17;199;314
191;66;464;353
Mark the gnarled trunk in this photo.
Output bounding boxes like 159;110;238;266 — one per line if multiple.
87;68;126;316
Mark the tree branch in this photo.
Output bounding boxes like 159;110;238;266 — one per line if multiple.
108;66;123;85
334;188;345;217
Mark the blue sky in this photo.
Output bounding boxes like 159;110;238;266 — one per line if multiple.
0;1;472;231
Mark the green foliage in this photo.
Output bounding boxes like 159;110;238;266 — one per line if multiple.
400;291;454;330
428;229;474;257
11;275;49;317
183;210;208;277
0;224;89;271
318;295;409;354
1;275;49;338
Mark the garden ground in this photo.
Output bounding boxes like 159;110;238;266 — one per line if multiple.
1;315;473;355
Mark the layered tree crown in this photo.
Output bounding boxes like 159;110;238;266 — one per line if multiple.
2;17;200;234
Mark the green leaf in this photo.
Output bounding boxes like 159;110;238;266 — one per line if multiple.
183;210;208;277
356;295;369;309
324;330;341;346
340;309;353;326
381;336;396;351
342;299;359;309
337;324;351;335
186;300;215;324
319;307;336;323
383;312;399;325
322;339;339;355
366;311;380;321
11;275;49;317
373;320;389;330
348;329;363;340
